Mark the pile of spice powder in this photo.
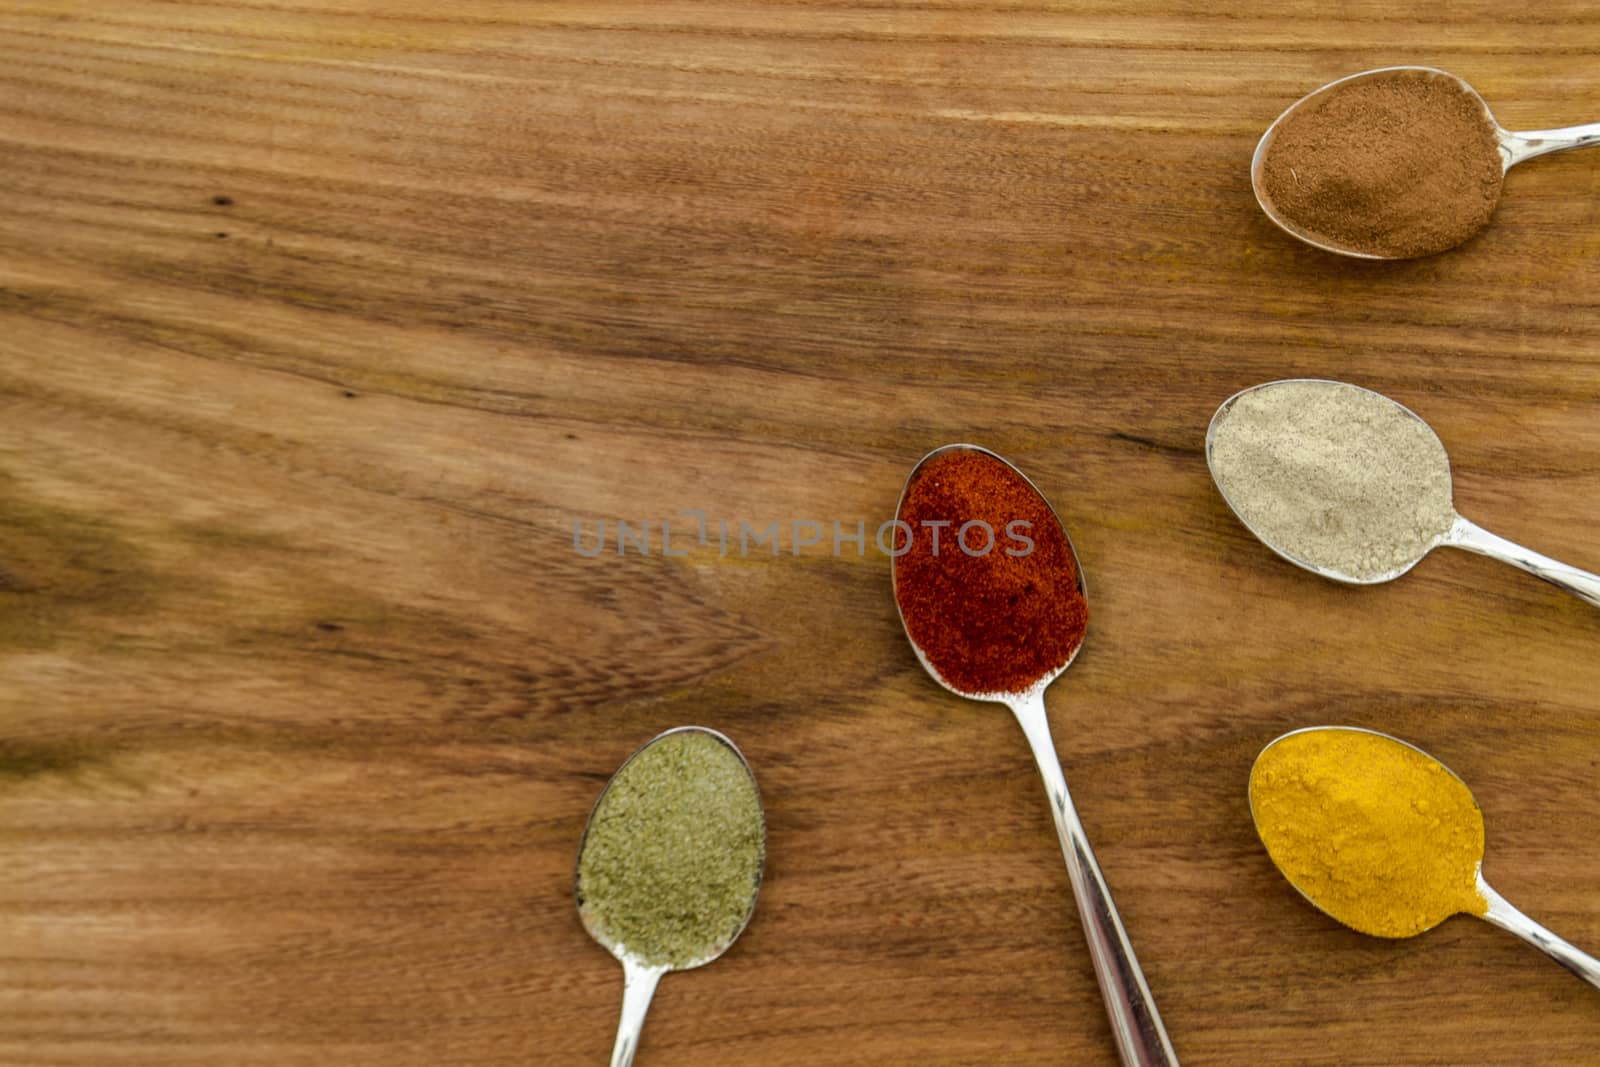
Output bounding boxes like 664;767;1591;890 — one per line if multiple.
1250;728;1487;938
893;449;1087;695
1258;68;1503;258
1209;381;1456;581
576;730;764;968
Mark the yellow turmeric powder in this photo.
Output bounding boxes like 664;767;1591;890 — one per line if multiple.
1249;727;1487;938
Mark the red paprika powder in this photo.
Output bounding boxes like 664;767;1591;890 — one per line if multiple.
892;448;1088;695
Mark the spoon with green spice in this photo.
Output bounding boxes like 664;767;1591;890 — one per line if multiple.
1206;379;1600;608
575;726;766;1067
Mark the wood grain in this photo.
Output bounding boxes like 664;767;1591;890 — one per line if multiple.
2;2;1599;1064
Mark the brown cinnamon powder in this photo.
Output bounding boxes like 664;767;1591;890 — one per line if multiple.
1257;69;1504;258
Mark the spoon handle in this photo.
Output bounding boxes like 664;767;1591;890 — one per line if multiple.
1445;516;1600;609
1009;690;1179;1067
608;959;665;1067
1478;879;1600;990
1502;122;1600;167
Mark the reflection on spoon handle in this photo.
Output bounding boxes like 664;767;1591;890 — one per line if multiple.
1502;122;1600;167
1478;877;1600;990
1009;690;1179;1067
1445;516;1600;609
608;959;666;1067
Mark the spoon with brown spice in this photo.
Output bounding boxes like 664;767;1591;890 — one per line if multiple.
575;726;766;1067
1252;66;1600;259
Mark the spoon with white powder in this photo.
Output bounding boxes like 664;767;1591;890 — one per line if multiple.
1206;379;1600;607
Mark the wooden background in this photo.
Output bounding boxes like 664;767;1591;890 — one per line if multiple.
2;2;1599;1064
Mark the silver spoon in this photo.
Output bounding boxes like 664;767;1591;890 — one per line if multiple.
891;444;1178;1067
575;726;766;1067
1250;726;1600;988
1206;379;1600;608
1252;65;1600;259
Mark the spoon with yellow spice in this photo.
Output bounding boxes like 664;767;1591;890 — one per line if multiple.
1249;726;1600;988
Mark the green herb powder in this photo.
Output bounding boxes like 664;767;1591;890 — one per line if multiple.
577;730;764;968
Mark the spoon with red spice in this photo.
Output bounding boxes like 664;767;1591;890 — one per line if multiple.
1252;66;1600;259
891;444;1178;1067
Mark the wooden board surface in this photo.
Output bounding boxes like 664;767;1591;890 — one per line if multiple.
3;3;1599;1064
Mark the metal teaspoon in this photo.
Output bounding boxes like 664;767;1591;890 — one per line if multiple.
1250;726;1600;989
1206;379;1600;608
1252;65;1600;259
575;726;766;1067
891;443;1179;1067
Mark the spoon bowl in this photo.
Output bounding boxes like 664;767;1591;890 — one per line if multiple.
891;443;1088;703
1249;726;1485;938
1206;379;1600;608
1252;66;1600;259
892;444;1177;1067
1249;726;1600;988
575;726;765;1067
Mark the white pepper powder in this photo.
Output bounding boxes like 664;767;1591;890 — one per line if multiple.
1208;381;1457;580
